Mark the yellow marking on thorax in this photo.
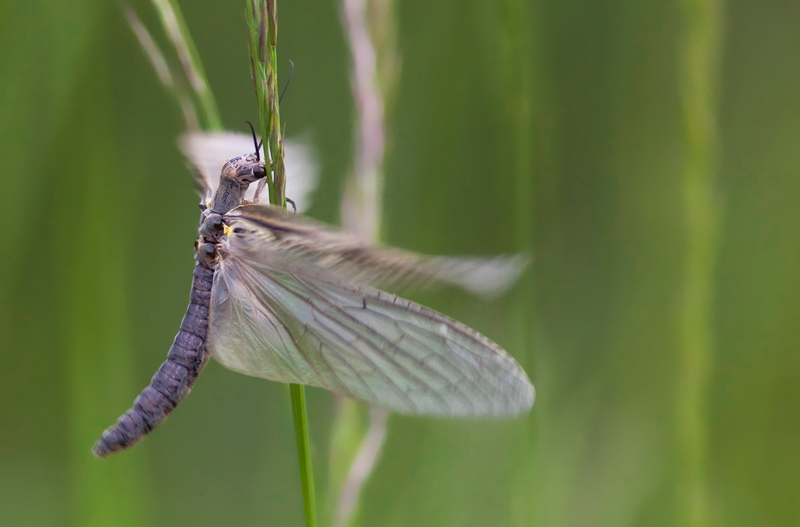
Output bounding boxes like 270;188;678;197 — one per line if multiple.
223;223;234;237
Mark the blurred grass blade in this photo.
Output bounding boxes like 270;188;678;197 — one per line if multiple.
333;406;388;527
151;0;223;130
677;0;723;525
54;21;154;524
493;0;538;525
330;1;399;525
338;0;393;243
124;7;199;131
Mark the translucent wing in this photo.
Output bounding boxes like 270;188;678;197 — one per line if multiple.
206;214;534;416
225;204;529;298
179;132;318;212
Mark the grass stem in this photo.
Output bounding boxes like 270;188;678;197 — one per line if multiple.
247;3;315;525
291;384;319;527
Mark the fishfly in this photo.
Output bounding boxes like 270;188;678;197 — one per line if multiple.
93;133;534;456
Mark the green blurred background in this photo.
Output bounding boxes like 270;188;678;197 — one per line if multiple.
1;0;798;526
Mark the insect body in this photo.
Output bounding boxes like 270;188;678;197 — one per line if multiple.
93;146;534;457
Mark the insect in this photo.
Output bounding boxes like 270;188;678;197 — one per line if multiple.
93;133;535;457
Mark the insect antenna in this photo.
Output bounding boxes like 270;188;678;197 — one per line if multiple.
244;120;261;161
280;60;294;104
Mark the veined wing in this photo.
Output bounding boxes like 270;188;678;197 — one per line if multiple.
179;132;318;211
225;204;529;298
207;223;534;416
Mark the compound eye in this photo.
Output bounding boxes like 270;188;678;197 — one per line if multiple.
208;215;223;230
253;164;267;178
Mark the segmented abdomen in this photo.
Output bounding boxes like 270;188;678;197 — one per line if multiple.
92;264;214;457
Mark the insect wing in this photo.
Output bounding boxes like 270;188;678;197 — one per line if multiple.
226;204;530;298
207;226;534;416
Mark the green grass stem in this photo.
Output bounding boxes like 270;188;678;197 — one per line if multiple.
291;383;319;527
246;0;286;207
